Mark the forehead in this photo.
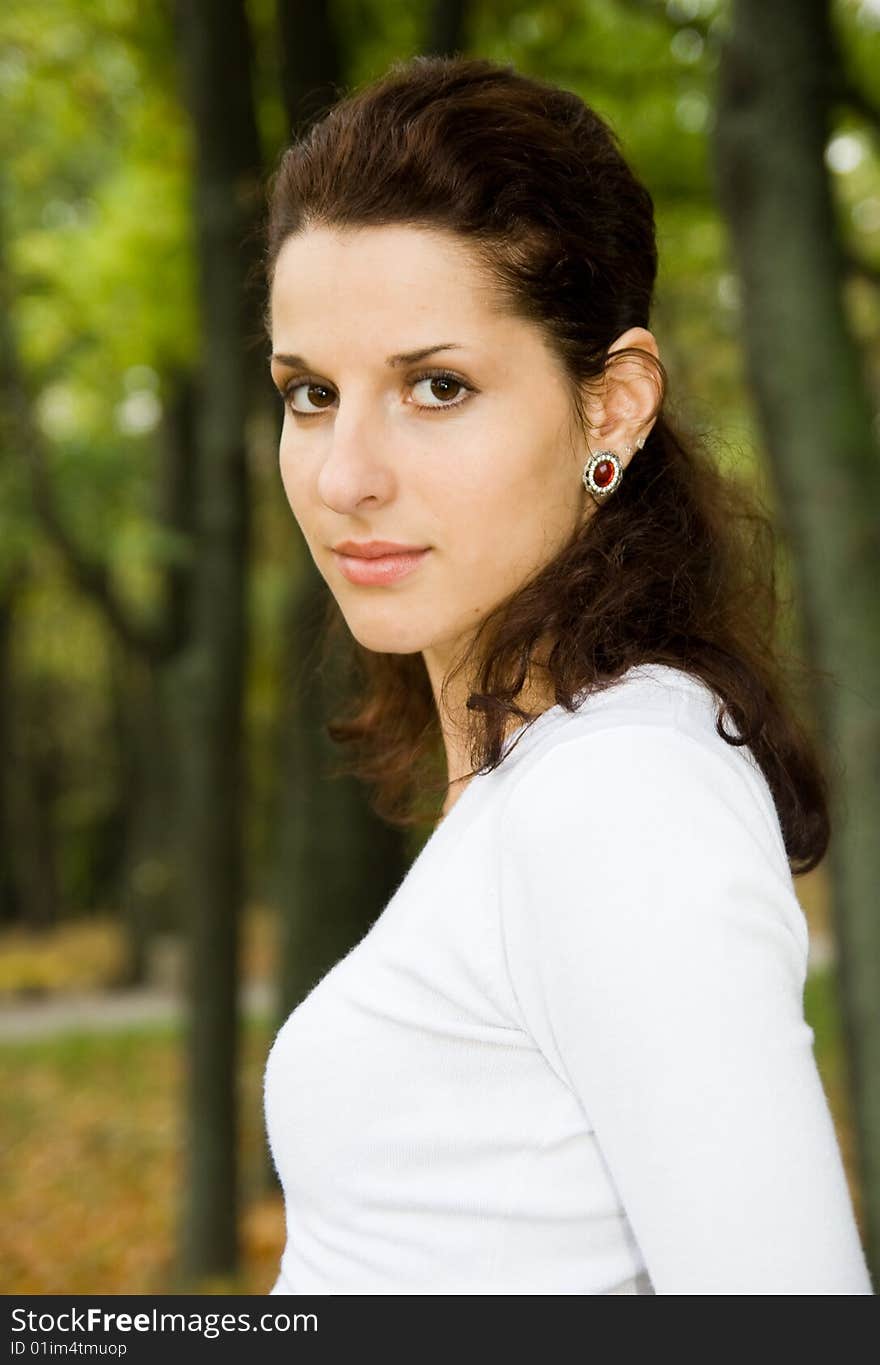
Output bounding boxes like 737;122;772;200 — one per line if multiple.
269;223;507;340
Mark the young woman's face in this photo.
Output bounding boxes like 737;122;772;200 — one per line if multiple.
269;224;594;672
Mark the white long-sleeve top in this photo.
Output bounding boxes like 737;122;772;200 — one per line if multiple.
262;662;874;1294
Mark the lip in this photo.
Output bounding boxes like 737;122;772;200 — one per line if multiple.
332;547;431;586
332;539;430;558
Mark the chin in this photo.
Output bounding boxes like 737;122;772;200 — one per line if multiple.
342;613;433;657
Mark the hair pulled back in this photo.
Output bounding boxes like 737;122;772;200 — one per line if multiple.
263;53;830;875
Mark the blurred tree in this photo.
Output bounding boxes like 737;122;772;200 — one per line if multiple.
168;0;265;1283
426;0;469;55
0;581;19;927
0;5;201;974
0;179;47;930
713;0;880;1280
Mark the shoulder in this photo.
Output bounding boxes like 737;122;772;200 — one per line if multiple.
501;664;774;839
496;664;807;960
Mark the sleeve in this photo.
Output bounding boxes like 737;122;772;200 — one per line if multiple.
497;721;875;1295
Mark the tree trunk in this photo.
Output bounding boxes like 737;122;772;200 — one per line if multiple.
425;0;470;56
113;367;200;987
7;673;62;933
110;647;178;987
169;0;264;1283
0;579;23;927
713;0;880;1282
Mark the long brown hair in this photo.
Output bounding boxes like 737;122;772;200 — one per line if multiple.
262;53;830;875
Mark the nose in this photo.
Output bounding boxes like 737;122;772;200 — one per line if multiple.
315;396;397;512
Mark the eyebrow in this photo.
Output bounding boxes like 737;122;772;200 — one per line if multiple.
270;342;465;370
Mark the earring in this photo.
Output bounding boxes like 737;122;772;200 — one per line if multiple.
582;446;626;505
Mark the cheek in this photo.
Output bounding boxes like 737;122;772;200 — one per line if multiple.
278;442;310;517
445;480;544;592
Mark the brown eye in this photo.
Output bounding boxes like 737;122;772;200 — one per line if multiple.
284;380;336;415
429;376;461;400
410;370;474;411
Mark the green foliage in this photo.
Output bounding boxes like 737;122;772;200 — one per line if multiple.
2;0;196;587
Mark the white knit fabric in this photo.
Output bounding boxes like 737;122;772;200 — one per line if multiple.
263;663;874;1294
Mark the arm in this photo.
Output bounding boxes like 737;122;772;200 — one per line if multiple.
498;722;874;1295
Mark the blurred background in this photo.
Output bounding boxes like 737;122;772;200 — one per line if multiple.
1;0;879;1294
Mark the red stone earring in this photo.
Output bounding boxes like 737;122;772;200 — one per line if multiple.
583;448;623;504
582;437;643;505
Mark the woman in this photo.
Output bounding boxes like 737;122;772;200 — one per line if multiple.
261;53;873;1295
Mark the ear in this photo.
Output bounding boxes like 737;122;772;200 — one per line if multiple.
581;327;661;469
